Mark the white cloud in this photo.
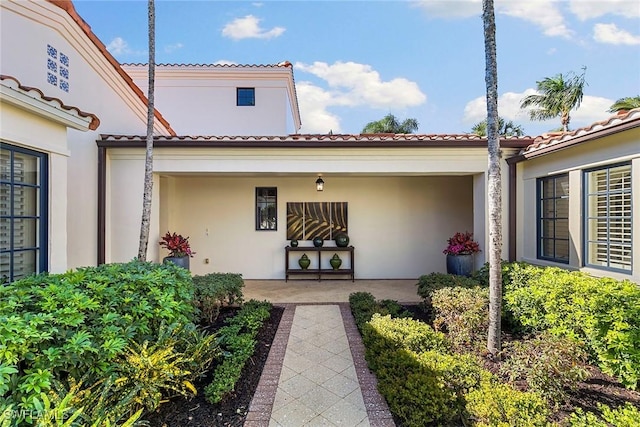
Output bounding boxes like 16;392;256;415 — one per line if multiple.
296;82;343;133
164;42;184;53
296;61;426;109
497;1;572;38
463;89;614;132
569;0;640;20
294;61;427;134
106;37;144;56
221;15;285;40
413;0;572;38
593;23;640;45
213;60;238;65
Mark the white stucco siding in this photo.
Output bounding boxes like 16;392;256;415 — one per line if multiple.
1;0;173;270
518;129;640;283
0;102;69;274
106;146;493;279
163;175;473;279
124;65;296;135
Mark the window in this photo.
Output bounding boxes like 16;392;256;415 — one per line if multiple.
0;143;48;283
537;174;569;263
256;187;277;230
237;87;255;106
584;163;632;272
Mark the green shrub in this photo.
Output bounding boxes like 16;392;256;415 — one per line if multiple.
431;286;489;353
503;265;640;389
192;273;244;323
348;292;411;332
204;300;271;404
0;261;196;420
374;349;458;426
500;331;588;405
363;314;450;362
465;379;549;427
416;272;482;300
569;403;640;427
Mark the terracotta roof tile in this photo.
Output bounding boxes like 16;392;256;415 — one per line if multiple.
98;133;533;148
1;74;100;130
523;108;640;156
45;0;176;136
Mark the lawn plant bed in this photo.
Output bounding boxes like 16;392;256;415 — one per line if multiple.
146;305;284;427
349;286;640;427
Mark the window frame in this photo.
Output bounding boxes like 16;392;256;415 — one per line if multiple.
1;143;48;283
255;187;277;231
237;87;255;106
583;162;633;273
536;173;570;264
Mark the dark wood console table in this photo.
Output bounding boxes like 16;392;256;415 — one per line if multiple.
285;246;354;281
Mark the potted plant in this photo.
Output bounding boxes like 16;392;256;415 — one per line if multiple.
443;231;480;276
160;231;196;270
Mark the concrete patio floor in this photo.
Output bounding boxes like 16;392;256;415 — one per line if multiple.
243;279;422;304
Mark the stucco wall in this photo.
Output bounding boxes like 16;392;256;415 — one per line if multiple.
1;0;171;270
124;66;294;135
158;175;474;279
517;129;640;283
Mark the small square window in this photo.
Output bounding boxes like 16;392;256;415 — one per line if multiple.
237;88;255;106
256;187;277;230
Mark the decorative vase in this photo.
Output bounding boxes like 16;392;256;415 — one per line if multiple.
313;236;324;247
163;255;190;270
334;233;349;247
330;253;342;270
290;239;299;247
446;254;474;277
298;254;311;269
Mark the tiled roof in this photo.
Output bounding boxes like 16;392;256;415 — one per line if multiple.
46;0;176;136
98;133;533;148
1;74;100;130
522;108;640;157
121;62;293;68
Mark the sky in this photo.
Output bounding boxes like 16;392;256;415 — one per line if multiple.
73;0;640;136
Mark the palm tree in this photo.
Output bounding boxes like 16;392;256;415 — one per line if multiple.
361;114;419;134
471;117;524;137
138;0;155;261
482;0;502;357
608;96;640;113
520;68;587;132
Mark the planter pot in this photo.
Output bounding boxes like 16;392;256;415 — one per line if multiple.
163;255;190;270
446;254;474;277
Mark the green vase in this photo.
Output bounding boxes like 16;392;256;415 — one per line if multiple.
298;254;311;269
329;253;342;270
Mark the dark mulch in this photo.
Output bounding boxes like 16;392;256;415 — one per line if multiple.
145;305;284;427
146;302;639;426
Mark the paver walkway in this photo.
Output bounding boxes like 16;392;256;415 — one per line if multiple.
245;303;395;427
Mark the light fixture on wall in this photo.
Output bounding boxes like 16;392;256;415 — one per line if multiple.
315;175;324;192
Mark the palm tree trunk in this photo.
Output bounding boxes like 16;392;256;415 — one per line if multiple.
482;0;502;357
137;0;155;261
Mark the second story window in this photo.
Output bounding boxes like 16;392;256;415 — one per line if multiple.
237;87;255;106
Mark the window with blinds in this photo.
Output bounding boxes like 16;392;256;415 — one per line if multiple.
0;143;48;284
584;163;632;272
537;174;569;263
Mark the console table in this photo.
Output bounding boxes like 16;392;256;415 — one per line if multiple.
285;246;354;282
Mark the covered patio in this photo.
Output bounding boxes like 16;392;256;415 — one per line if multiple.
243;278;422;303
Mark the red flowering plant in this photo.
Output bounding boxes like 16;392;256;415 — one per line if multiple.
159;231;195;258
443;231;481;255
